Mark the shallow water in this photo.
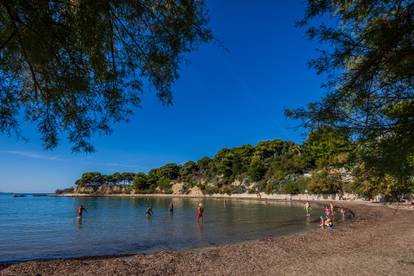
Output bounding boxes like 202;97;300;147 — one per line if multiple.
0;194;323;263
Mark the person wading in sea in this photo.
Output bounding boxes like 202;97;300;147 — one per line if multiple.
146;206;153;219
197;203;204;223
304;201;312;217
169;202;174;213
77;205;87;217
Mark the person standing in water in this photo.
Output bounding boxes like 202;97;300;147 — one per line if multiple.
304;201;312;216
340;207;346;221
330;202;335;216
197;203;204;222
146;206;153;218
324;205;331;217
169;202;174;213
77;205;87;217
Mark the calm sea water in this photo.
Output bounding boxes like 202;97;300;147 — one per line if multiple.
0;194;322;263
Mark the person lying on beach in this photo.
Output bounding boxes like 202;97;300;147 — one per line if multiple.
77;205;87;217
146;206;153;218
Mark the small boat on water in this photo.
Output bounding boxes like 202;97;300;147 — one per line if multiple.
13;194;27;198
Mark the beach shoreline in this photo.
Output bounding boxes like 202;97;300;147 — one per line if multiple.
2;199;414;275
57;192;370;202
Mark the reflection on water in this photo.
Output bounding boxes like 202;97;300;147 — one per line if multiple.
0;195;323;263
76;216;83;228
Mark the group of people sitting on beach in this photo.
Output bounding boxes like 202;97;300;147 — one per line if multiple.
304;201;335;230
320;203;335;230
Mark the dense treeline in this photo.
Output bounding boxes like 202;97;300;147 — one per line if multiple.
74;126;414;199
73;126;407;199
285;0;414;200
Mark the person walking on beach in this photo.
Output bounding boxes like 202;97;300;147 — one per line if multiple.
146;206;153;218
197;203;204;222
77;205;87;217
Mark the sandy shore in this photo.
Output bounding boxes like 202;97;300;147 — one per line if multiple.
2;201;414;276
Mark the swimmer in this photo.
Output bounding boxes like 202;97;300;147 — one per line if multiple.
169;202;174;213
197;203;204;222
77;205;87;217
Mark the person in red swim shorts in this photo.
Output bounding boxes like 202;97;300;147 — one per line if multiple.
197;203;204;222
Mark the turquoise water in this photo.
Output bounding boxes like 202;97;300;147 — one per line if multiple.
0;194;322;263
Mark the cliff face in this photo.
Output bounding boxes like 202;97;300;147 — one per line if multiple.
75;184;132;194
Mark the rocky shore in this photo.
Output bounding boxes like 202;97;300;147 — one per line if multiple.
2;201;414;276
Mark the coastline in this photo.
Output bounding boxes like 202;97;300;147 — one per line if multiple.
2;199;414;275
57;192;370;203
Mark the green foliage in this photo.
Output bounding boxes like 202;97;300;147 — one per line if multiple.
222;186;232;195
231;185;247;194
303;126;353;168
308;169;343;194
157;176;172;193
72;127;412;198
0;0;212;152
248;158;267;181
214;148;235;178
254;139;286;159
281;177;309;195
76;172;104;187
287;0;414;195
281;181;300;195
55;187;74;194
268;147;307;180
157;163;181;180
180;161;199;182
73;137;336;195
203;185;219;195
131;173;148;191
352;162;414;200
265;182;274;194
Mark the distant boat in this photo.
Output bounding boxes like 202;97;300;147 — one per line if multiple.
13;194;27;198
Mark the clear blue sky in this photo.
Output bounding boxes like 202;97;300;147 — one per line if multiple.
0;0;326;193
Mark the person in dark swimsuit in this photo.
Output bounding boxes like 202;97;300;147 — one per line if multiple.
146;206;153;218
169;202;174;213
77;205;87;217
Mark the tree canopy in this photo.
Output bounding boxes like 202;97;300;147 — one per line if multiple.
74;132;356;195
286;0;414;192
0;0;212;152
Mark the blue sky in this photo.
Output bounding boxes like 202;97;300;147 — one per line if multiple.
0;0;326;193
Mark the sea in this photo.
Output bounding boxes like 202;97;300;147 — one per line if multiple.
0;193;322;263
